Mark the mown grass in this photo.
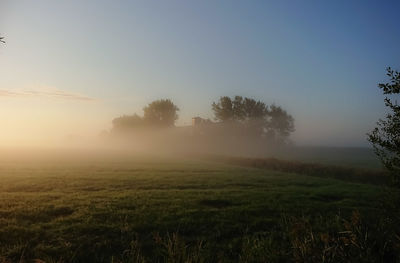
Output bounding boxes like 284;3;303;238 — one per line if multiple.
0;155;395;262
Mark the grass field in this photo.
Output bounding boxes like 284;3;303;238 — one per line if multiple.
1;151;393;262
269;146;382;170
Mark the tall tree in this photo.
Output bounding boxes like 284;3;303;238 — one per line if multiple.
240;97;269;137
368;67;400;186
232;96;245;120
266;104;295;140
143;99;179;127
242;97;268;120
212;96;235;121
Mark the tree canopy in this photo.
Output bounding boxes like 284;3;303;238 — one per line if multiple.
368;67;400;186
211;96;294;141
211;96;235;121
112;99;179;132
111;96;294;144
266;104;295;138
211;96;268;122
143;99;179;127
112;114;144;131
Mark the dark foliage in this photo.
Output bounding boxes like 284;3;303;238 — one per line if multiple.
211;96;236;121
266;104;295;139
368;67;400;186
143;99;179;127
211;96;295;142
212;96;268;122
111;99;179;131
112;114;144;131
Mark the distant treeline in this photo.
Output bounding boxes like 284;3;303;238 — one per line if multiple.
113;99;179;129
111;96;294;144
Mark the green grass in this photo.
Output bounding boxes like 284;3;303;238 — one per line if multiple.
265;146;382;170
0;155;387;262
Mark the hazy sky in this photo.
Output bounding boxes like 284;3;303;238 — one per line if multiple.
0;0;399;147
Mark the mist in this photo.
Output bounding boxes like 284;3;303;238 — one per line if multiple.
3;2;400;262
0;94;378;166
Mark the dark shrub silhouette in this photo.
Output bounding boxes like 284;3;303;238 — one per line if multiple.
368;67;400;186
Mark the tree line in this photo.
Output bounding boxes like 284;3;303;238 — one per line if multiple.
112;96;295;142
113;99;179;129
212;96;294;141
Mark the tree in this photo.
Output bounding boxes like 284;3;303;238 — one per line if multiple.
239;97;269;137
211;96;294;141
143;99;179;127
0;37;4;44
368;67;400;186
211;96;235;121
212;96;268;122
232;96;245;120
242;97;268;120
112;114;144;131
266;104;295;141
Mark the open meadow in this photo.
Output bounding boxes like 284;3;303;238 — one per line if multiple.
0;149;395;262
2;1;400;262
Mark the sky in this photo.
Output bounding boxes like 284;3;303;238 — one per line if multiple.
0;0;399;147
